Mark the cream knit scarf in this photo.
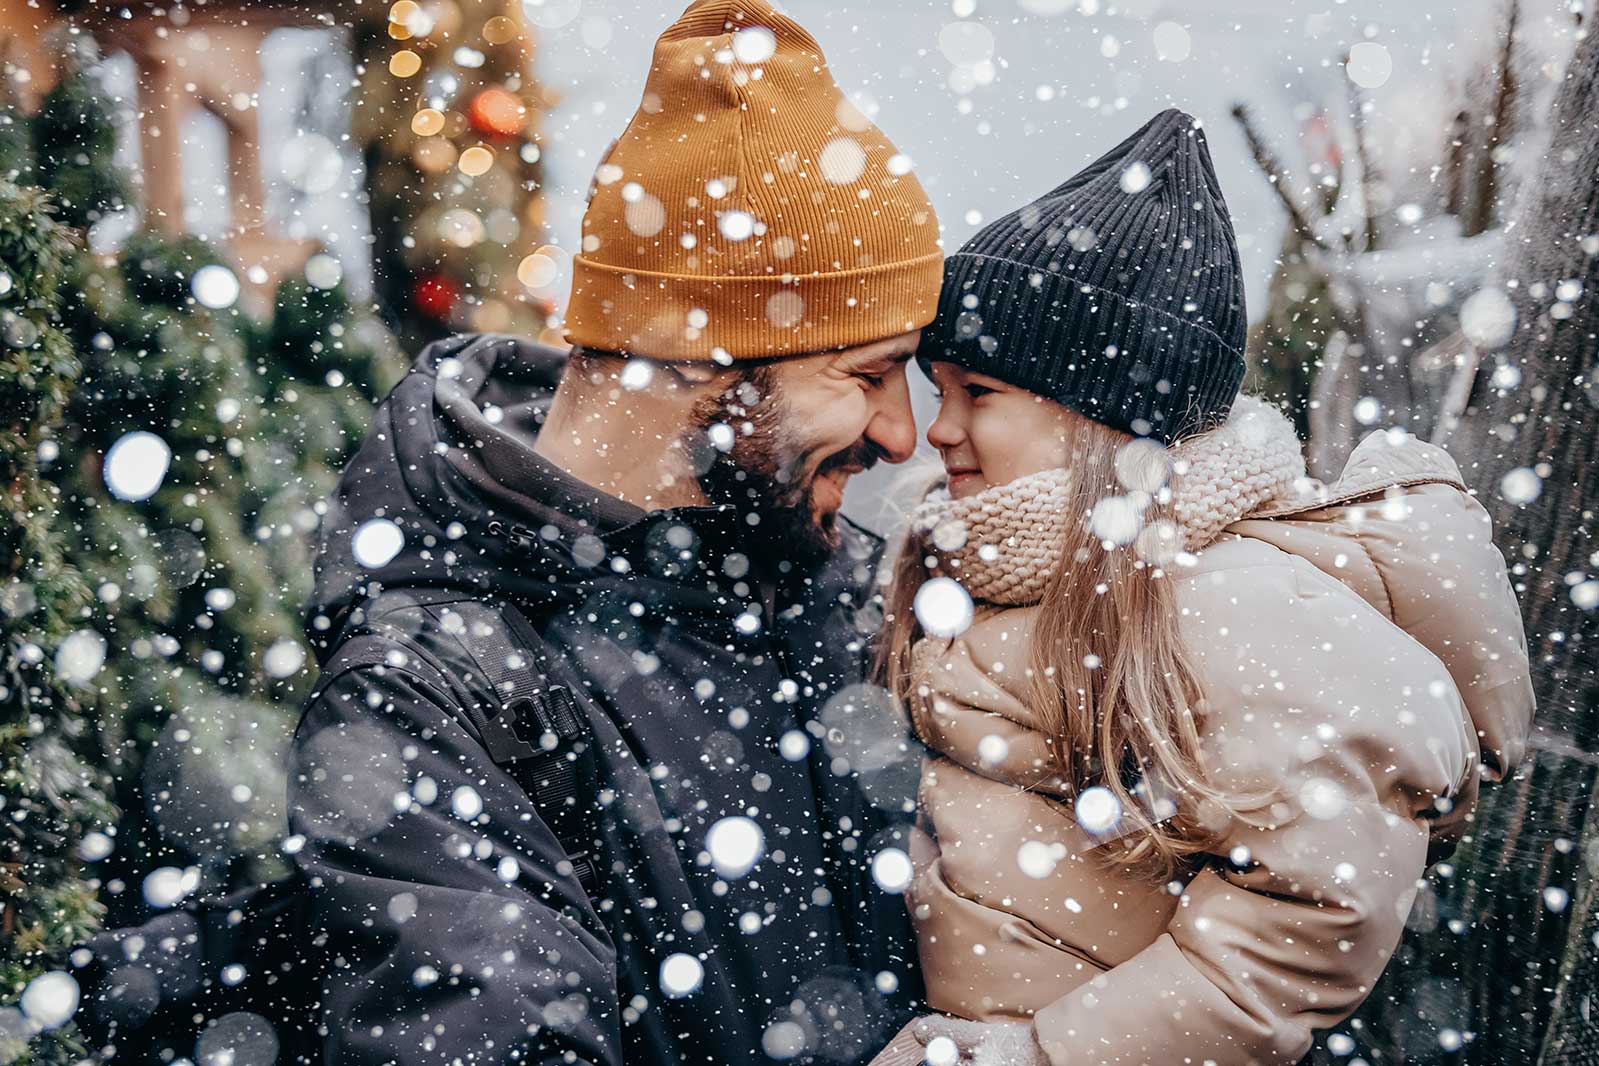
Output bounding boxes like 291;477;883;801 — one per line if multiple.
910;396;1307;606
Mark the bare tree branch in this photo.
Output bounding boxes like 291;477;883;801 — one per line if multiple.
1345;77;1381;253
1230;103;1332;252
1469;0;1521;236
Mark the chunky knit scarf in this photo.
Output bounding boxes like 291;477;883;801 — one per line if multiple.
911;396;1306;606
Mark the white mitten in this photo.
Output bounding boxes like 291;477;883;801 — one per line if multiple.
913;1015;1051;1066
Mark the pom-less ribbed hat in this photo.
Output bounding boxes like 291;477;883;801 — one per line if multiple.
564;0;942;361
917;109;1246;444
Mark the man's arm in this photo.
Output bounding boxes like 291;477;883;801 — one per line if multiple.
289;657;620;1066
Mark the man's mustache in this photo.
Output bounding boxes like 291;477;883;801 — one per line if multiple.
770;437;886;489
817;437;889;479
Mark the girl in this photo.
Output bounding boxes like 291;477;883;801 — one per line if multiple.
878;111;1534;1065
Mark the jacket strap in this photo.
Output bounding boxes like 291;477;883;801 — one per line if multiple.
334;589;600;897
464;600;599;895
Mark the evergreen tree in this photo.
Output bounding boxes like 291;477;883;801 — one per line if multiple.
352;0;558;353
1;49;400;1064
0;178;116;1066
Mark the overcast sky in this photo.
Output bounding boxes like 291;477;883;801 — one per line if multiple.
529;0;1525;529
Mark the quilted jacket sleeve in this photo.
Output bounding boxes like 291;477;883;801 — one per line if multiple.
1030;559;1475;1065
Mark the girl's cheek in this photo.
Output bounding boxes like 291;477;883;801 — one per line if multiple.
968;416;1005;476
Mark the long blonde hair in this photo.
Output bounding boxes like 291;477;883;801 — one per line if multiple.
876;414;1247;881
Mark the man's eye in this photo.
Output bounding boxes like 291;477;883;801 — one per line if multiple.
858;372;886;388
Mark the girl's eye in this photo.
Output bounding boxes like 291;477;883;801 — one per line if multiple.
964;384;994;399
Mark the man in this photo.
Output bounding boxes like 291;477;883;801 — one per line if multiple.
287;1;942;1063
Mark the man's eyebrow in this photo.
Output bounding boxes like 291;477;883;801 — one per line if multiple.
843;349;914;369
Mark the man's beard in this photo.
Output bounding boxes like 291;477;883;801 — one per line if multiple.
687;365;884;568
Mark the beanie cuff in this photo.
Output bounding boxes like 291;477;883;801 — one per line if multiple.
917;251;1246;444
564;251;943;361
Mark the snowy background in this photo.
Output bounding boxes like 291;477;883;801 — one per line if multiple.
90;0;1562;530
528;0;1555;529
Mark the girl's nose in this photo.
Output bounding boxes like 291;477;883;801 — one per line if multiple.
926;395;967;451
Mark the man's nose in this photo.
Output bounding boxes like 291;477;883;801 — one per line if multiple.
866;370;918;464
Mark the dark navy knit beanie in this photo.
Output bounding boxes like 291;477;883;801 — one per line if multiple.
917;108;1247;445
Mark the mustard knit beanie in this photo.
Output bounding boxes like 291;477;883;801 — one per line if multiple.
564;0;943;361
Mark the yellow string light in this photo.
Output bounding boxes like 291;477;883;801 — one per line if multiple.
459;145;495;176
483;15;519;44
389;50;423;77
412;108;446;136
413;137;457;174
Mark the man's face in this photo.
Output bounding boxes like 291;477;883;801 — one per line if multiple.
689;331;921;565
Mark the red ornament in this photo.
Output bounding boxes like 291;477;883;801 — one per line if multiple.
467;87;526;139
414;274;457;319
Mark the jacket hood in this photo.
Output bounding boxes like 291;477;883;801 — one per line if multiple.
306;334;589;655
1229;430;1534;779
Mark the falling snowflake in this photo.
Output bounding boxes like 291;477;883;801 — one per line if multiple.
103;430;171;501
1119;162;1152;194
659;953;704;998
913;576;974;638
1500;467;1542;506
352;518;405;568
191;263;241;309
1345;41;1393;89
871;847;914;893
1075;786;1122;834
706;816;766;879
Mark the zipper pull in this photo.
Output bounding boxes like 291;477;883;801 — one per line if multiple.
487;519;538;550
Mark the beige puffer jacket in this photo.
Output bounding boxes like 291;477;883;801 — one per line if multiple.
905;428;1534;1065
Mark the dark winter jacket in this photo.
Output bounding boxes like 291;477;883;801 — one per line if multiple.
289;332;922;1066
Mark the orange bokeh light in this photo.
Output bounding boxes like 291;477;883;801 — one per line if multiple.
467;87;526;138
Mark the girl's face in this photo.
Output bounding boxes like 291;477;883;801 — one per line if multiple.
926;362;1076;499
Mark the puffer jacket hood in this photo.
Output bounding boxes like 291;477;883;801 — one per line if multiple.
905;420;1534;1065
306;334;635;654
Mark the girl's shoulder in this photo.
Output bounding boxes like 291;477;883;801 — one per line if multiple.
1176;549;1483;821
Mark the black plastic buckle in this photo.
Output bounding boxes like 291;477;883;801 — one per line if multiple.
480;686;581;765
